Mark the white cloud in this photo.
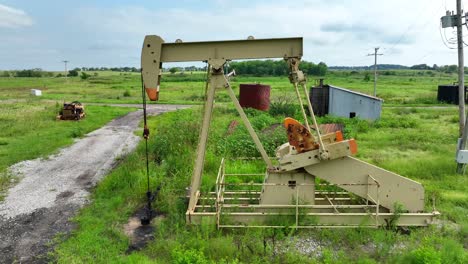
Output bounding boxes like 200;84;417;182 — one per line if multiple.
75;0;448;66
0;0;460;69
0;4;33;28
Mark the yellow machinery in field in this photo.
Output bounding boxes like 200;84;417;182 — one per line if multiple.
140;35;439;228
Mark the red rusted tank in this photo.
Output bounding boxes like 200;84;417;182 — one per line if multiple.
239;84;270;111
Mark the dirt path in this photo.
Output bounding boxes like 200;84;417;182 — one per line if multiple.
0;105;189;263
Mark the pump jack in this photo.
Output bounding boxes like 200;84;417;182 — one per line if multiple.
141;35;439;228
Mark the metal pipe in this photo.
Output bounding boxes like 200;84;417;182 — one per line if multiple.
301;82;326;151
293;82;312;132
218;225;379;229
219;182;377;186
218;204;377;209
295;187;299;229
187;68;217;212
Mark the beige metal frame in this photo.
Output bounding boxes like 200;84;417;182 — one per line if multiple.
187;69;274;212
141;35;305;215
188;159;440;228
141;35;439;228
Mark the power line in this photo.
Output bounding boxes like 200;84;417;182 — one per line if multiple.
386;0;439;55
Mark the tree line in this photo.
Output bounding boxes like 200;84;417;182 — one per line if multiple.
330;64;408;70
227;60;328;76
330;63;466;74
3;63;468;78
400;64;465;74
1;68;96;78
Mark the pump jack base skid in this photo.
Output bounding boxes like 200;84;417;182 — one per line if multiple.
186;159;440;229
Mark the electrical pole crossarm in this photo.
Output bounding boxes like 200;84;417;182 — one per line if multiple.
367;48;383;96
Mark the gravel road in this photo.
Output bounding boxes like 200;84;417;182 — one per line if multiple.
0;104;189;263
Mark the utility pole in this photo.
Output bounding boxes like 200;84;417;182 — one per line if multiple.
456;0;467;173
456;0;465;139
441;1;468;173
367;47;383;96
62;60;69;81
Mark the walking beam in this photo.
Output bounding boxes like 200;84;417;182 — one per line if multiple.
141;35;303;99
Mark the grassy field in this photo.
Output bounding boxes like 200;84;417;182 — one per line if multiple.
0;98;134;200
0;70;467;263
0;69;461;105
52;105;467;263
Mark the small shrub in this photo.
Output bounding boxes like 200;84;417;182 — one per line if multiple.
215;93;230;102
123;90;131;97
449;115;459;123
373;117;418;129
216;130;259;157
269;94;297;117
69;127;84;138
80;72;91;80
386;202;404;230
404;246;441;264
171;247;208;264
364;73;371;81
250;113;276;130
186;94;205;101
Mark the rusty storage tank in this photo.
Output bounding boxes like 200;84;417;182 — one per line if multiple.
239;84;270;111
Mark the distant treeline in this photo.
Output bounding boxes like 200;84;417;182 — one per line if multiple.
330;64;408;70
330;63;463;73
2;63;467;78
4;69;56;77
1;68;95;78
228;60;328;76
82;67;141;72
81;66;209;72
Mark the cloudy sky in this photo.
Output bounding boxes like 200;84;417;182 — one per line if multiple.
0;0;464;70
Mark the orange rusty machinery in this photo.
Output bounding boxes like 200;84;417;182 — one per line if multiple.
57;101;85;120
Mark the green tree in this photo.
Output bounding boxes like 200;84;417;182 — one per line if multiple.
316;62;328;75
15;69;43;77
229;59;327;76
67;69;79;77
80;72;91;80
169;67;178;74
